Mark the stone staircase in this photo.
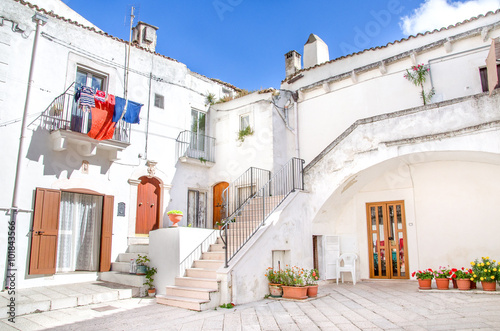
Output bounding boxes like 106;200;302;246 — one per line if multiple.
156;238;225;311
99;240;149;296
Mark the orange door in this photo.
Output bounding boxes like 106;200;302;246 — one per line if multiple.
213;182;229;228
100;195;114;271
29;188;61;274
136;176;161;234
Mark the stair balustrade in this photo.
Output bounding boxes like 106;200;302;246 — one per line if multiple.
221;157;305;267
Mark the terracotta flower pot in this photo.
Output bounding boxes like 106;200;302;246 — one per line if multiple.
307;285;318;298
451;278;458;289
148;288;156;297
282;286;308;300
470;280;477;289
417;279;432;290
481;281;497;291
456;279;471;291
269;283;283;297
168;214;182;227
435;278;450;290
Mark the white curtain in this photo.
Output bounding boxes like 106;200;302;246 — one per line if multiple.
56;192;103;272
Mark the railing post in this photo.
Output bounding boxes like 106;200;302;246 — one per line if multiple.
224;226;229;268
292;159;296;192
250;167;254;196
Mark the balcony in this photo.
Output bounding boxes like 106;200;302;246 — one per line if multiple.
175;130;216;167
31;84;131;161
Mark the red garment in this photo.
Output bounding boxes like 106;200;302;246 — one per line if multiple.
87;94;116;140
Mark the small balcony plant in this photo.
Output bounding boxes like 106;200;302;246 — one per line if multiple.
404;63;435;105
135;254;150;275
144;266;157;297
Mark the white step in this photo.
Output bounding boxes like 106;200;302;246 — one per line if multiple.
117;252;142;262
209;243;225;252
175;276;219;290
202;251;225;260
156;295;208;311
185;268;217;279
99;271;145;288
111;261;130;273
193;260;224;270
165;285;215;300
127;244;149;254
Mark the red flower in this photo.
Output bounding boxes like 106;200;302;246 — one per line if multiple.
451;268;457;272
452;274;456;278
412;271;416;277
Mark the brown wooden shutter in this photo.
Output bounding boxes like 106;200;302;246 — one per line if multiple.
29;188;61;275
100;195;114;272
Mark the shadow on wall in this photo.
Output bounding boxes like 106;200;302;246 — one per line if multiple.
26;127;111;178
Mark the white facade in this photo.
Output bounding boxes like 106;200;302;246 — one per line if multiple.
1;0;499;307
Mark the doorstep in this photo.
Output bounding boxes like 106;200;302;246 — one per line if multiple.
0;281;140;317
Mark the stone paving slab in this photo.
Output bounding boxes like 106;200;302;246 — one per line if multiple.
1;280;500;330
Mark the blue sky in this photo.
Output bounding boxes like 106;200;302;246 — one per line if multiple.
62;0;499;90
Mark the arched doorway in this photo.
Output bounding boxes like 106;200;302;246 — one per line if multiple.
136;176;161;234
213;181;229;228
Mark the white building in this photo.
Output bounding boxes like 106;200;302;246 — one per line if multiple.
1;0;499;310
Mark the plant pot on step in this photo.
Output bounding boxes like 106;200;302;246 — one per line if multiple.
168;214;183;227
136;265;147;275
435;278;450;290
148;288;156;297
268;283;283;297
417;279;432;290
282;286;308;300
456;279;471;290
470;280;477;289
481;281;497;291
307;285;318;298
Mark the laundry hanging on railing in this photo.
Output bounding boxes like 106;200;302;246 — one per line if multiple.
112;96;143;124
75;86;96;112
87;94;116;141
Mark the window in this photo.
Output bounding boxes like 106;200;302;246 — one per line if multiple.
479;65;500;92
190;109;206;151
240;114;250;130
154;93;164;109
187;190;207;228
75;67;107;92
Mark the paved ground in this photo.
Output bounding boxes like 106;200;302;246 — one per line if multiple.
1;280;500;330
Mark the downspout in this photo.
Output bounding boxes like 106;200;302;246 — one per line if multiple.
144;71;152;160
5;12;48;289
294;100;300;158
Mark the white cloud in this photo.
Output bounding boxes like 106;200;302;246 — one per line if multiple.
400;0;500;35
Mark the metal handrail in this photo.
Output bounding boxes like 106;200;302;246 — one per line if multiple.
28;82;131;143
221;157;305;267
179;230;218;277
222;167;271;220
176;130;216;163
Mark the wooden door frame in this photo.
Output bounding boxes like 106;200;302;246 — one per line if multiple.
366;200;409;279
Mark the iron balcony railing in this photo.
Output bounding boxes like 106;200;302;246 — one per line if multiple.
176;130;216;163
221;157;305;267
30;82;131;143
222;167;271;220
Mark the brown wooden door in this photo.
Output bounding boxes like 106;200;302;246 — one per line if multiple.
366;201;409;279
29;188;61;274
136;176;161;234
100;195;114;272
213;182;229;228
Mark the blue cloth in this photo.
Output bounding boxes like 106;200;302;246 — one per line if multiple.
112;96;143;124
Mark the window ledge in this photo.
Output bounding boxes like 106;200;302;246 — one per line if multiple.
179;156;214;168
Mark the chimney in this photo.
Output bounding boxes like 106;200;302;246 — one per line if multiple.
132;21;159;52
285;50;302;78
303;34;329;69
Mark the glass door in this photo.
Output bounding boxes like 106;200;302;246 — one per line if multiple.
366;201;409;279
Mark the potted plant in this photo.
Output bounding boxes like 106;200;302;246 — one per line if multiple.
144;266;157;297
265;267;283;297
305;268;320;298
135;254;149;275
215;221;223;230
471;257;499;291
433;266;451;290
403;63;435;105
281;266;307;300
451;267;474;290
411;269;434;289
236;125;254;143
167;210;183;227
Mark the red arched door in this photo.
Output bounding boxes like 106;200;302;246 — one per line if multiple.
213;182;229;228
136;176;161;234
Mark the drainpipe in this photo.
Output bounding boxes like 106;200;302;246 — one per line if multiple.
294;100;300;158
5;12;48;289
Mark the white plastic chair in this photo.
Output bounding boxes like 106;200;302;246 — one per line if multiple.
336;253;357;285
